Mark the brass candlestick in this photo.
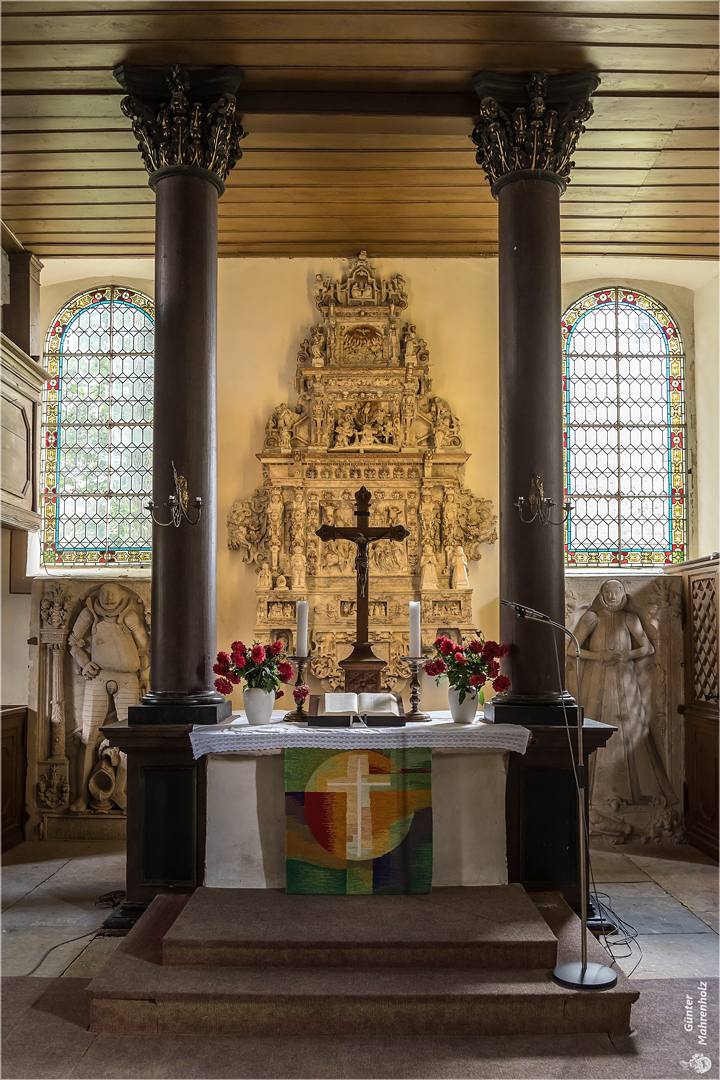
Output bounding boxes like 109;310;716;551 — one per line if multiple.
401;657;432;722
283;654;314;722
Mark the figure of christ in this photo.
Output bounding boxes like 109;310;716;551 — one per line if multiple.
317;486;409;687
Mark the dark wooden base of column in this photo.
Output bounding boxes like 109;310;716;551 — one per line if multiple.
128;700;231;726
505;719;616;909
340;642;386;693
484;698;581;726
102;721;206;904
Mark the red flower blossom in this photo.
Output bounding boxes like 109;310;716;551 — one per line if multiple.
234;655;246;669
214;677;233;696
469;673;486;687
269;639;284;656
231;641;246;656
454;652;467;664
277;661;294;683
483;640;502;661
492;674;510;693
275;690;284;699
228;673;241;685
468;639;484;654
498;642;510;658
213;652;230;676
293;684;311;702
439;639;456;656
434;636;450;649
486;660;500;679
251;644;266;663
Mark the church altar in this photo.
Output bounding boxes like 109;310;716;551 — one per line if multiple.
191;714;530;891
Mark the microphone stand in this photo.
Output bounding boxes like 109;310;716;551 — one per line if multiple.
501;599;617;990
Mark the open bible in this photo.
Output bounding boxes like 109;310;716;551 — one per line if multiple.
308;693;406;727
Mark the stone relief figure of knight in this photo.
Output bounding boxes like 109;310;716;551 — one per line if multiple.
67;584;150;814
570;579;680;840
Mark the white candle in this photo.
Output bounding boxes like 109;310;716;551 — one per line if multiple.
409;601;421;658
296;600;309;657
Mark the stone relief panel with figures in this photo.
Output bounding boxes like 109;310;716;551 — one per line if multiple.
26;578;151;840
565;574;684;845
227;253;497;691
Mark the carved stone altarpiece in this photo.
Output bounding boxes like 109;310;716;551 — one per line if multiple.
228;254;497;690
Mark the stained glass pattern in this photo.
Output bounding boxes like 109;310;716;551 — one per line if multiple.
41;286;154;565
563;288;686;568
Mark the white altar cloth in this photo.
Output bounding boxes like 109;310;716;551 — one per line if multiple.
190;714;531;757
199;713;529;890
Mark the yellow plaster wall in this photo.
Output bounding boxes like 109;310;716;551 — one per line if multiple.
36;254;718;709
216;258;499;711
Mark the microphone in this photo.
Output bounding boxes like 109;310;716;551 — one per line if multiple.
501;599;550;623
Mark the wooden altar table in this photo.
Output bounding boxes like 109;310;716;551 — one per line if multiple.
190;714;530;890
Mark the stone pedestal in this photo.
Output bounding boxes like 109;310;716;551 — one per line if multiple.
505;720;615;909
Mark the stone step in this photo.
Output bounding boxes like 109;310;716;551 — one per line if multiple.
88;956;637;1037
85;889;639;1036
161;884;558;970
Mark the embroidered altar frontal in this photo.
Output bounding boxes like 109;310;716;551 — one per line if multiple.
285;747;432;894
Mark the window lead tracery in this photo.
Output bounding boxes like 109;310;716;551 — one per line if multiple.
563;287;686;568
41;285;154;566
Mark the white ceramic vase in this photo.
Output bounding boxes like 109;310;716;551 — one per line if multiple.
448;687;479;724
243;687;276;726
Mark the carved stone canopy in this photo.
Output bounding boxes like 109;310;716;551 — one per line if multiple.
114;64;245;193
227;254;498;691
470;70;600;196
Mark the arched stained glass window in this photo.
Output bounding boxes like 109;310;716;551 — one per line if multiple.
41;285;154;566
563;287;687;569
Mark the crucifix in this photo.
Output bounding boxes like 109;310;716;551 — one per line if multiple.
317;486;410;692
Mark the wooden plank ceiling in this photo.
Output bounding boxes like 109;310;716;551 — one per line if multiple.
2;1;718;259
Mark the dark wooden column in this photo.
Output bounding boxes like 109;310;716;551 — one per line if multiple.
497;177;566;703
471;71;600;724
469;72;611;911
114;62;245;725
107;64;245;917
145;172;221;710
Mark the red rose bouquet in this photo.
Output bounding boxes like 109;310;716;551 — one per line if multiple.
214;638;294;696
424;635;510;705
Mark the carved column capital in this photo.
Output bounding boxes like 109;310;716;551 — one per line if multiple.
470;71;600;198
114;63;245;195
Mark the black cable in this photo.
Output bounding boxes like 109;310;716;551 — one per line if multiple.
21;891;127;976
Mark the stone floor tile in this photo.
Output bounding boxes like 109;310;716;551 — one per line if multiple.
589;845;652;883
622;844;718;871
2;978;95;1080
1;846;126;978
2;858;72;911
1;975;52;1037
62;936;124;978
2;923;100;977
593;881;715;935
617;933;720;980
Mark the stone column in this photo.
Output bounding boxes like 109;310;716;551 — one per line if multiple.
471;71;599;722
107;64;244;917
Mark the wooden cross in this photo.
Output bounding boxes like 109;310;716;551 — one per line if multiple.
317;486;409;690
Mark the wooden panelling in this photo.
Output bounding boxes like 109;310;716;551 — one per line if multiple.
1;706;27;853
1;1;717;259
